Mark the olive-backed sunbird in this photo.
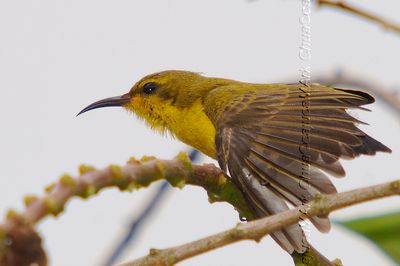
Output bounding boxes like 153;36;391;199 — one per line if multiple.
78;70;391;254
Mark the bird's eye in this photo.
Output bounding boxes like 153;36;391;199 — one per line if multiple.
142;82;158;95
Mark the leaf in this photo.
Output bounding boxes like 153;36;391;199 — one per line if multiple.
337;211;400;264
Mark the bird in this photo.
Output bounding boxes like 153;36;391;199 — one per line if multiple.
78;70;391;256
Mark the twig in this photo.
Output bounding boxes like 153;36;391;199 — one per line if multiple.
120;179;400;266
317;0;400;34
23;154;245;225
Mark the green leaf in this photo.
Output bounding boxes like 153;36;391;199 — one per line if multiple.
337;211;400;264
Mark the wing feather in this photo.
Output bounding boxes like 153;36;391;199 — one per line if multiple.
206;83;391;253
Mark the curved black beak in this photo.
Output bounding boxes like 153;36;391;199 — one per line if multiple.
77;93;131;116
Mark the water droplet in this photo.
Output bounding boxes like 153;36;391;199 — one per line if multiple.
239;214;247;222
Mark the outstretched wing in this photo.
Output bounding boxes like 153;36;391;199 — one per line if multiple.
204;83;391;253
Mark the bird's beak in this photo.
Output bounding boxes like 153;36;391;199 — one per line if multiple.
77;93;131;116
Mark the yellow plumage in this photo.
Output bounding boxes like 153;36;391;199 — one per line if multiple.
126;97;216;157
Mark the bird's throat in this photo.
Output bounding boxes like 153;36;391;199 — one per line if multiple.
126;98;217;158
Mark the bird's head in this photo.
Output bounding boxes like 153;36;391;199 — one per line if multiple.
77;70;231;130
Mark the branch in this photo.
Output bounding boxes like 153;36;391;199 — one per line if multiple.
317;0;400;35
0;153;252;266
120;179;400;266
26;154;251;225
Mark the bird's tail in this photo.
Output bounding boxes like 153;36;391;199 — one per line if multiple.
236;176;338;265
236;170;314;253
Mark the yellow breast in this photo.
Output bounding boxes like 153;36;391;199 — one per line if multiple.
128;97;217;158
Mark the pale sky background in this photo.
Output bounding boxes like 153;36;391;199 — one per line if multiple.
1;0;400;265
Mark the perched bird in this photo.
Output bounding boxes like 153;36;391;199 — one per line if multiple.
78;70;391;255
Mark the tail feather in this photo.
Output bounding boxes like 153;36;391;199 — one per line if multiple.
354;133;392;155
238;166;308;253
